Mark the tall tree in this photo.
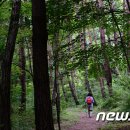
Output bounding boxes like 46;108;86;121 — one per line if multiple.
32;0;54;129
67;73;79;105
107;0;130;72
0;0;21;129
60;76;68;102
99;78;106;98
67;34;79;105
97;0;113;96
81;0;94;95
100;27;113;96
19;43;26;111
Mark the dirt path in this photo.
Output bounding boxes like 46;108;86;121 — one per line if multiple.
67;112;106;130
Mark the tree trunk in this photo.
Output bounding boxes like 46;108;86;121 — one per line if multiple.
67;74;79;105
124;0;130;73
99;78;106;98
48;44;53;89
26;41;33;75
108;0;130;72
114;32;118;45
54;32;61;130
98;0;113;96
60;76;68;102
80;28;97;105
66;31;79;105
19;43;26;111
32;0;54;129
0;1;21;129
54;64;61;130
70;71;79;105
88;28;92;45
125;0;130;11
100;27;113;96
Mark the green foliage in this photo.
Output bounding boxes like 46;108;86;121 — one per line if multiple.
100;123;130;130
54;107;81;130
1;0;130;129
11;110;34;130
21;2;31;18
11;84;34;130
96;74;130;112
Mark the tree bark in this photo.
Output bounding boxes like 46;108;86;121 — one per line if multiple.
100;28;113;96
60;76;68;102
54;64;61;130
99;78;106;98
67;33;79;105
19;43;26;111
125;0;130;11
70;71;79;105
32;0;54;129
26;41;33;75
0;0;21;129
54;32;61;130
67;74;79;105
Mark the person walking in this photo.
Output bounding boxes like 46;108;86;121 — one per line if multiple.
85;93;94;118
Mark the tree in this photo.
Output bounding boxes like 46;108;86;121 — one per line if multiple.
32;0;54;129
19;43;26;111
0;0;21;129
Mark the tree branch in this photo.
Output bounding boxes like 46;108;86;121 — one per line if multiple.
12;62;33;78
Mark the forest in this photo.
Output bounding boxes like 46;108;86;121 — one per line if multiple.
0;0;130;130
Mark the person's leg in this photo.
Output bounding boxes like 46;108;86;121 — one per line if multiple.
89;104;93;117
88;105;91;118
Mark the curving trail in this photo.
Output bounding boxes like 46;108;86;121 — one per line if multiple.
68;112;106;130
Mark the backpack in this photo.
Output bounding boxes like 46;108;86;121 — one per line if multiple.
86;97;92;105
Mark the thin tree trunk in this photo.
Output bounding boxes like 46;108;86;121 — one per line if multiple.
51;31;61;130
26;41;33;75
88;28;92;45
107;0;130;72
60;76;68;102
52;84;56;105
124;0;130;73
48;44;53;89
126;0;130;11
81;30;97;105
93;28;98;44
114;32;118;45
53;32;61;130
81;0;94;94
100;28;113;96
67;33;79;105
32;0;54;129
19;43;26;111
80;29;97;105
54;63;61;130
67;74;79;105
49;65;53;89
0;1;21;129
97;0;112;96
70;71;79;105
99;78;106;98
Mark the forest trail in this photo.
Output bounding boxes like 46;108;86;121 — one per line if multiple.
67;112;106;130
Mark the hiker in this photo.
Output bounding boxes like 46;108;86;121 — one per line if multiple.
85;93;94;118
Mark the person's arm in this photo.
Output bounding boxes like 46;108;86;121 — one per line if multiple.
85;97;88;102
92;97;94;103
